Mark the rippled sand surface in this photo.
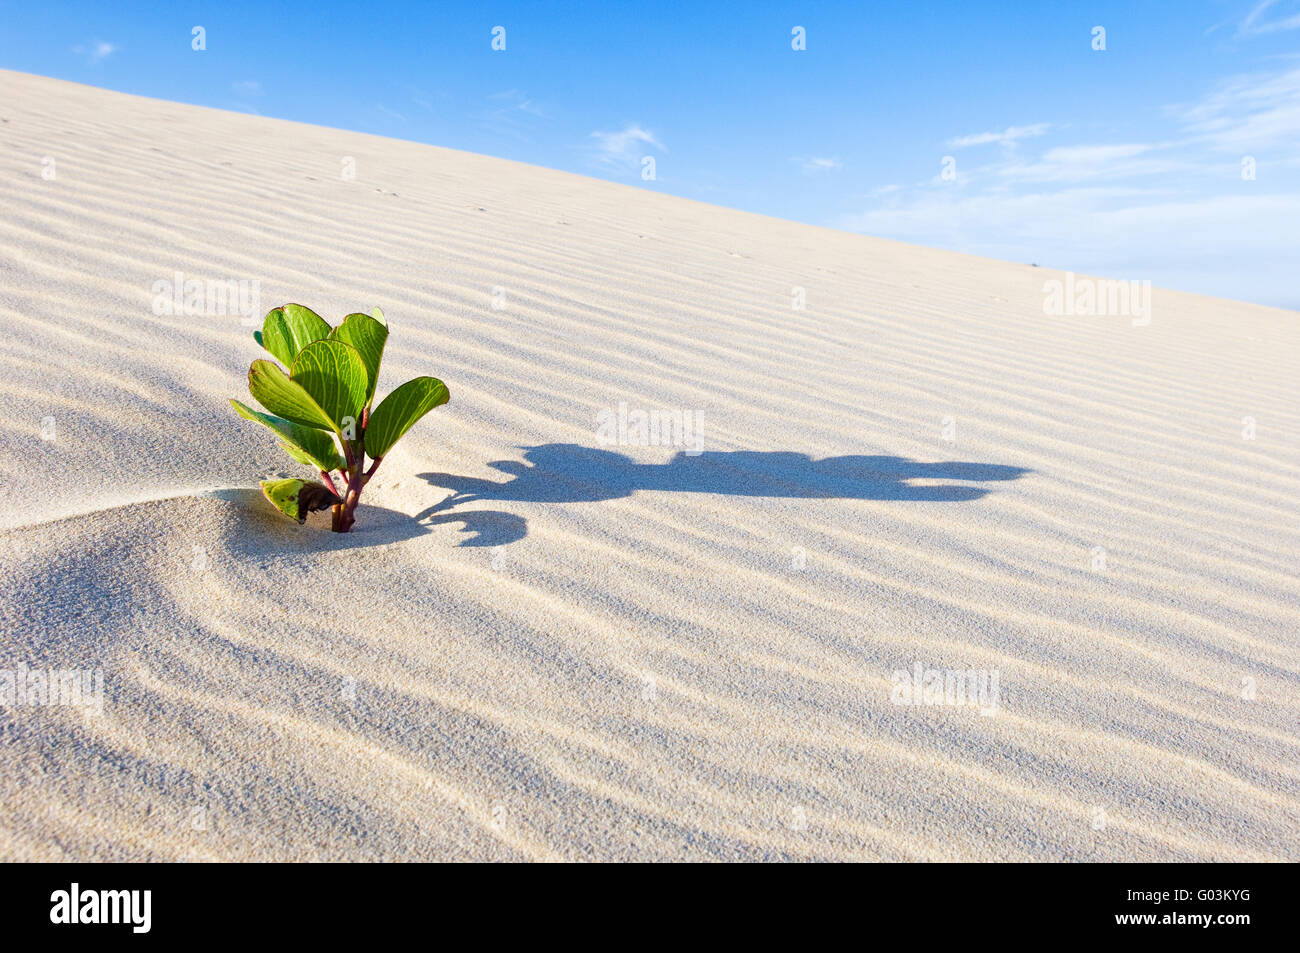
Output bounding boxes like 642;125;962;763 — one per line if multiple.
1;70;1297;861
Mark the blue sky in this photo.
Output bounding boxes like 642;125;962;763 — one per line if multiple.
3;0;1298;307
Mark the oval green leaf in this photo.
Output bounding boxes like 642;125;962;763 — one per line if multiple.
291;339;369;435
248;359;337;433
364;376;449;459
261;303;331;367
230;399;344;472
261;478;305;521
329;313;388;405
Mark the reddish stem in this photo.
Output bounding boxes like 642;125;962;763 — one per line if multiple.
330;439;372;532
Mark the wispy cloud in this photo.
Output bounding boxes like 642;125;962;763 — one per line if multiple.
72;40;117;65
489;89;545;117
480;90;548;140
588;124;664;173
1170;65;1300;152
376;104;406;122
399;84;444;112
847;185;1300;303
232;80;263;98
991;143;1193;183
1238;0;1300;36
846;65;1300;306
946;123;1051;149
795;156;843;175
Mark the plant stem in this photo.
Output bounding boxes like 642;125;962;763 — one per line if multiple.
336;472;360;532
331;446;369;533
331;434;361;532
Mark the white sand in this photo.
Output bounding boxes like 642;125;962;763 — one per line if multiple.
1;70;1297;861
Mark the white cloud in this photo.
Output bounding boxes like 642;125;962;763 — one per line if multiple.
232;80;263;98
1239;0;1300;36
481;90;548;140
990;144;1196;183
1040;144;1150;163
796;156;843;175
72;40;117;65
401;84;444;112
376;104;406;122
588;124;664;173
844;186;1300;305
846;65;1300;306
1170;66;1300;152
946;123;1050;149
489;89;545;117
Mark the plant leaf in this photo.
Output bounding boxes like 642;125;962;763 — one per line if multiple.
279;442;326;469
248;359;337;432
371;306;386;325
329;313;388;405
291;339;369;435
230;399;344;471
261;303;331;367
260;478;341;524
364;376;449;459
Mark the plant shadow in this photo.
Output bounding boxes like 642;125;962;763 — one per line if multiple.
416;443;1030;545
422;510;529;547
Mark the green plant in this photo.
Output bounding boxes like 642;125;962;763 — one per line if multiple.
231;303;449;532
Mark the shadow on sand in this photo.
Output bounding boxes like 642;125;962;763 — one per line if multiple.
416;443;1030;547
212;488;431;552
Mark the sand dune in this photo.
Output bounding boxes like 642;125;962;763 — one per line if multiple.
1;69;1297;861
